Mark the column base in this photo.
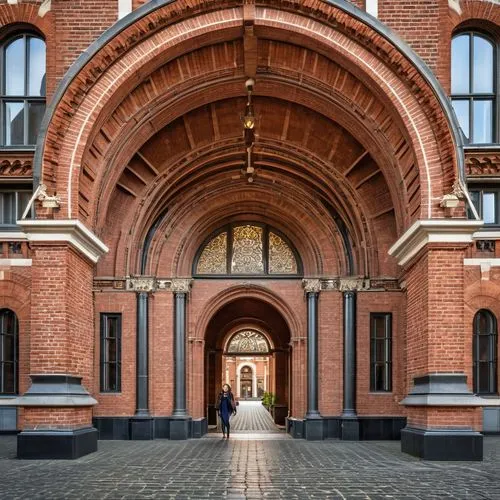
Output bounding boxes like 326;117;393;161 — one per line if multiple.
401;427;483;461
130;416;154;440
304;418;325;441
17;427;97;459
340;417;360;441
169;417;192;440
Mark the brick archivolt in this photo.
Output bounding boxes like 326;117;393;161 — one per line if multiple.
36;1;460;231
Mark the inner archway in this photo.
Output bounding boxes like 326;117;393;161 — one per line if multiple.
204;296;291;432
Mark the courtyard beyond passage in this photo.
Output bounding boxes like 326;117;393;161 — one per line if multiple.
0;434;499;499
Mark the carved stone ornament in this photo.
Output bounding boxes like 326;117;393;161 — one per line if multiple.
302;278;321;293
127;277;156;292
156;279;172;290
465;153;500;176
338;278;370;292
170;278;193;294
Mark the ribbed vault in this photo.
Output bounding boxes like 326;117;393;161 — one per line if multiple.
33;0;465;278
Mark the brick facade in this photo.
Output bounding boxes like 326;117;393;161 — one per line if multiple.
0;0;498;459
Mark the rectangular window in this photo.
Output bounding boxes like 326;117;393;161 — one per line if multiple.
0;190;32;225
370;313;392;392
468;188;500;225
100;313;121;392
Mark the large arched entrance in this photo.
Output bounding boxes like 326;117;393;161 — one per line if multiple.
10;0;487;462
204;295;291;431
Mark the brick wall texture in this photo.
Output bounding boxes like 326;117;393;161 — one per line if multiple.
0;0;497;433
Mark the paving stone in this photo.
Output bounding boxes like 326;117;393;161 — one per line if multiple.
0;434;499;499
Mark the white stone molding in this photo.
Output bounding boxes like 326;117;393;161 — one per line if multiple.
0;259;32;267
17;219;108;264
365;0;378;18
118;0;132;19
389;219;483;266
472;231;500;240
464;258;500;268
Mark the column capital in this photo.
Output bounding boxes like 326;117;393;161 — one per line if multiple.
302;278;321;294
127;277;156;292
339;278;368;292
171;278;193;294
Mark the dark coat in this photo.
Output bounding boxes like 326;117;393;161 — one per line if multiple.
216;391;236;412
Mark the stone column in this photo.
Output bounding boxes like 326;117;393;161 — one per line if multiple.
390;220;487;461
302;279;323;440
170;279;193;439
12;221;108;459
127;278;155;440
340;281;359;440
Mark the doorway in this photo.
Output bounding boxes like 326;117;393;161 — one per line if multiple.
203;296;291;432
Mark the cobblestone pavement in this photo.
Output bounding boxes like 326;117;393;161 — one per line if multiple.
1;435;499;499
230;401;280;432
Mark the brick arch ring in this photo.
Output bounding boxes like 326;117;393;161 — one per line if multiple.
193;283;303;345
33;0;468;227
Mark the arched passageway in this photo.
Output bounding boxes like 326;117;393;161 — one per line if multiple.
203;296;291;430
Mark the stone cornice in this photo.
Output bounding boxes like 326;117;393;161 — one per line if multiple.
389;219;483;267
17;219;108;264
96;277;400;292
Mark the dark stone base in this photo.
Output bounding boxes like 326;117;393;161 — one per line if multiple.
286;417;304;438
401;427;483;461
170;418;192;440
340;418;359;441
288;416;406;440
130;417;154;440
304;418;325;440
93;417;207;440
18;427;98;459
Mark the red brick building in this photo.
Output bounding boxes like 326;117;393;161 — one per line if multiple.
0;0;498;460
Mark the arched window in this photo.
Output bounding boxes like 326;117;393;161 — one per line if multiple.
473;309;498;394
227;330;270;354
0;308;18;394
451;32;496;144
194;223;302;276
1;33;46;147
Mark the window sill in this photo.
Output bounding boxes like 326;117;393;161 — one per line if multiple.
99;392;122;395
0;146;36;152
368;391;393;395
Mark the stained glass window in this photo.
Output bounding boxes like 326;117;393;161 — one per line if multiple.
196;232;227;274
269;232;298;274
231;225;264;274
227;330;269;354
194;223;301;276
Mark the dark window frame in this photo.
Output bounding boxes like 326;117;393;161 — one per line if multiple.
0;308;19;395
467;185;500;226
451;30;498;144
370;313;392;393
473;309;498;395
0;186;33;227
0;32;46;149
100;313;122;393
193;222;303;278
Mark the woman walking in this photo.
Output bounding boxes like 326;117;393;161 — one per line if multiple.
216;384;237;438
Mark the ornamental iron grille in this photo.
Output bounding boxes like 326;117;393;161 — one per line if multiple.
194;223;301;276
227;330;270;354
